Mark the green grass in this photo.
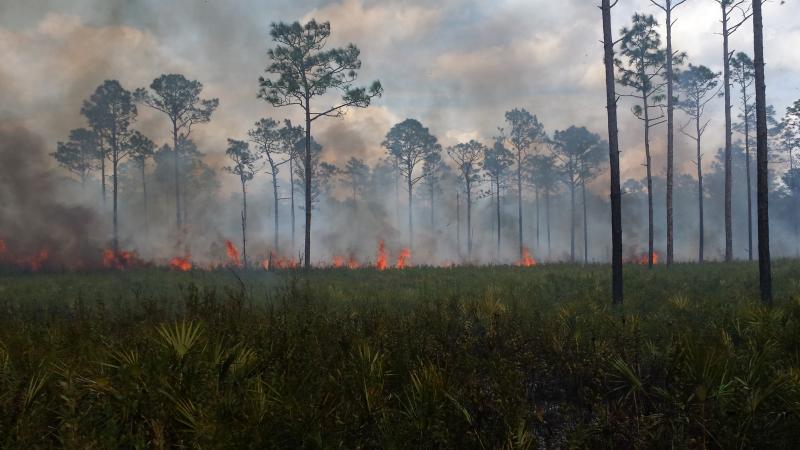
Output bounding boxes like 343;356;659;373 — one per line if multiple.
1;262;800;448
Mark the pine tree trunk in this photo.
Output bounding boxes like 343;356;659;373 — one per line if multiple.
241;179;248;269
722;3;734;261
546;189;552;260
408;167;414;249
666;0;675;266
752;0;772;305
696;107;705;263
304;100;312;270
517;153;524;260
112;151;119;253
466;176;472;259
643;92;655;268
744;93;753;261
603;0;624;304
570;168;576;263
100;138;107;207
456;190;461;258
172;120;183;230
290;157;295;252
535;186;540;249
496;178;501;256
272;168;280;253
141;162;149;237
582;175;588;264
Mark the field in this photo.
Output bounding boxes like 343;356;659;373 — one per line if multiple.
2;263;800;448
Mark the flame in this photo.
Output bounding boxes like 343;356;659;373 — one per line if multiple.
376;240;387;270
169;255;192;271
347;255;360;269
102;249;138;269
396;248;411;269
634;251;660;265
262;252;298;270
225;240;241;267
332;255;345;268
518;247;537;267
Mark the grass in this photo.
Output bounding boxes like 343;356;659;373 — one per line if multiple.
1;262;800;448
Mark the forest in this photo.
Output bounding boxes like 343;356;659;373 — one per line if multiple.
1;0;799;447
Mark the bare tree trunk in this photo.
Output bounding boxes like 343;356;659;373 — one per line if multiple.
535;186;540;249
456;190;461;258
466;176;473;258
752;0;772;305
582;175;589;264
696;108;705;263
271;168;280;253
112;152;119;253
603;0;624;304
546;189;552;260
99;138;107;207
304;100;312;270
665;0;675;266
744;96;753;261
172;120;183;230
570;168;576;263
517;155;524;260
722;3;734;262
141;162;149;237
241;179;248;269
643;93;655;268
496;178;501;256
290;157;295;252
408;167;414;249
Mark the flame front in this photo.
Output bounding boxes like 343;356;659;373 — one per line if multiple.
376;240;387;270
225;240;241;267
518;247;537;267
103;249;138;269
347;255;360;269
169;255;192;271
396;248;411;269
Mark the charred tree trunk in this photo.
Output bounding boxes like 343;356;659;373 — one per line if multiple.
271;167;280;253
582;175;589;264
517;154;524;261
172;120;183;230
665;0;675;267
722;3;734;262
304;98;312;270
696;106;705;263
603;0;624;305
752;0;772;305
141;162;149;237
642;92;655;268
241;178;248;269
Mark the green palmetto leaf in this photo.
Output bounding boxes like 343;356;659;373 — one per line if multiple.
157;320;204;360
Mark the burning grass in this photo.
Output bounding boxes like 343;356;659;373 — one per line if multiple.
1;262;800;447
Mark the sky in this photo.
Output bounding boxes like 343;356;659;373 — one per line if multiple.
1;0;799;196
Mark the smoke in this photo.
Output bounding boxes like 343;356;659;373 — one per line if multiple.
0;121;106;268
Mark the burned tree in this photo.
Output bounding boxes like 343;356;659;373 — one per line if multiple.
616;13;666;268
382;119;440;248
503;108;546;260
52;128;99;188
676;64;720;263
448;140;485;259
248;118;286;252
81;80;138;252
602;0;624;305
224;139;259;269
135;74;218;231
482;139;514;255
259;19;382;269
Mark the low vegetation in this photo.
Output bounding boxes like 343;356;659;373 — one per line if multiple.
1;263;800;448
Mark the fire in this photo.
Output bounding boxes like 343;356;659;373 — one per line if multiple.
102;249;138;269
347;255;360;269
225;240;241;267
332;255;345;268
518;247;537;267
262;252;299;270
634;251;660;265
376;240;387;270
396;248;411;269
169;255;192;271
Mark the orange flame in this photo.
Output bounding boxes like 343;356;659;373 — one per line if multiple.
102;249;138;269
376;240;387;270
347;255;360;269
332;255;345;268
634;251;660;265
518;247;537;267
169;255;192;271
225;240;241;267
396;248;411;269
262;252;298;270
